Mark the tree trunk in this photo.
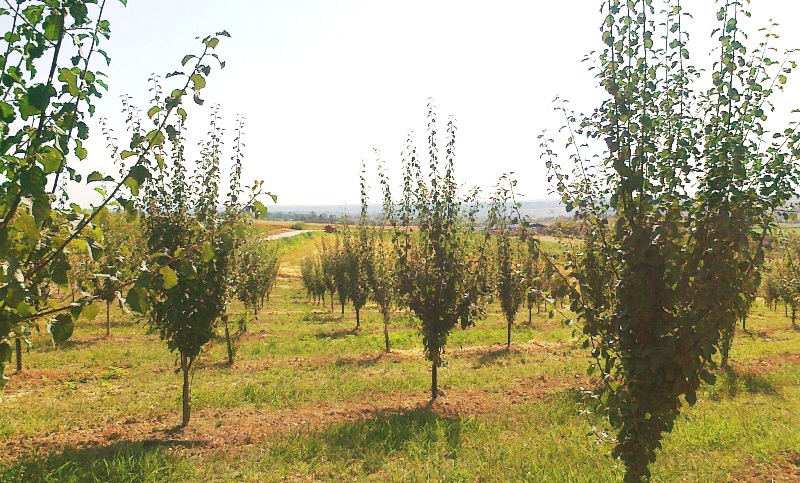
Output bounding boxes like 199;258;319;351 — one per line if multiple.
181;354;193;427
431;356;438;401
331;293;335;312
341;301;345;315
384;315;390;353
742;315;747;332
355;307;360;329
793;305;797;329
15;337;22;372
507;321;512;349
720;339;730;369
225;320;234;365
106;301;111;337
528;305;532;325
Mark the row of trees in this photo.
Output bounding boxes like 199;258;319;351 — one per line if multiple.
234;233;281;317
760;234;800;329
300;168;396;350
300;208;573;352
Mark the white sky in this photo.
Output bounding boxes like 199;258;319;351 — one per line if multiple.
74;0;800;206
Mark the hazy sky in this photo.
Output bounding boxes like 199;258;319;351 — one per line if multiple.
76;1;800;206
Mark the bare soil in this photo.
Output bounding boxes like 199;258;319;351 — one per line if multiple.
732;452;800;482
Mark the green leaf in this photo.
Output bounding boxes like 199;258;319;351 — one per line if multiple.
18;96;36;120
0;342;12;363
147;106;161;119
200;242;215;262
253;200;267;219
16;301;36;317
52;258;71;286
87;171;105;183
235;222;247;238
97;49;111;67
68;3;88;24
81;303;101;321
43;13;62;41
38;146;63;174
120;150;136;160
22;5;45;25
75;140;88;160
90;241;104;261
76;122;89;140
58;68;80;96
130;164;149;184
190;74;206;91
126;287;149;313
145;129;165;147
13;211;39;242
50;314;75;344
125;165;150;196
778;74;787;85
160;266;178;289
0;101;15;123
29;83;57;111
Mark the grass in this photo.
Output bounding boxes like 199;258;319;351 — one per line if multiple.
1;234;799;482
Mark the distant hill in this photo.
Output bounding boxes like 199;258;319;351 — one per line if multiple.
513;200;571;220
267;199;570;222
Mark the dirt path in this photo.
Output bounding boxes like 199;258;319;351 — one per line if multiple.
264;230;318;241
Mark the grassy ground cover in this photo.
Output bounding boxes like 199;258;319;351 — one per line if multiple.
1;233;799;482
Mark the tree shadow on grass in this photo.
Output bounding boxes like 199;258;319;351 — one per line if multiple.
333;353;385;368
303;311;343;324
0;440;199;482
314;328;359;340
271;406;464;475
473;346;511;368
716;366;779;399
43;337;101;351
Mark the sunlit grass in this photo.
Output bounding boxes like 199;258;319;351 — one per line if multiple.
1;234;799;481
